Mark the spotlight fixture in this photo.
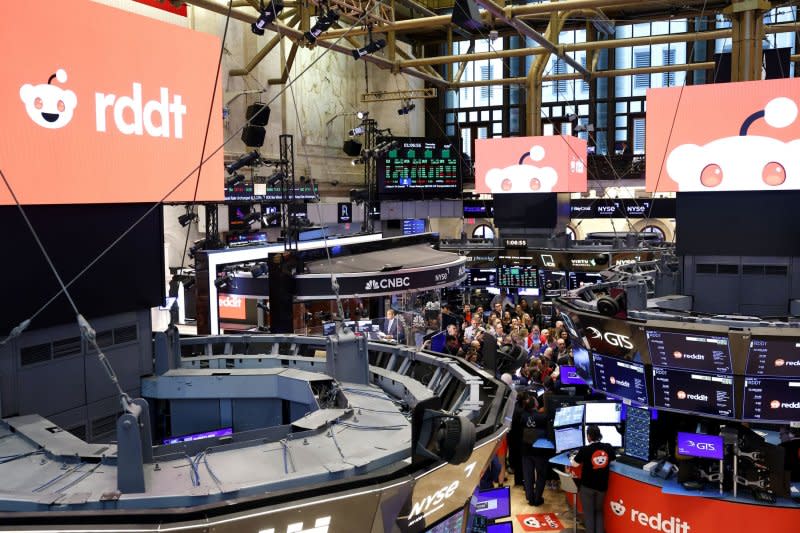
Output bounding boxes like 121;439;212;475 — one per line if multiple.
304;9;340;44
264;211;281;226
267;171;286;187
226;150;261;174
244;211;262;225
250;262;269;278
397;102;416;115
351;157;365;166
178;210;198;227
214;272;234;289
356;111;369;119
352;38;386;59
349;126;365;136
251;0;284;35
226;173;246;187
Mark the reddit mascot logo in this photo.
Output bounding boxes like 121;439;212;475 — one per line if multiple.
20;69;77;129
485;145;559;192
610;499;626;517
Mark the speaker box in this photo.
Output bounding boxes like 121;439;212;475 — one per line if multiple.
764;48;791;79
452;0;483;32
342;139;362;157
246;103;271;126
241;126;266;147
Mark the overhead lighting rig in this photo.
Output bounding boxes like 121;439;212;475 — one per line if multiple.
251;0;284;35
304;8;340;44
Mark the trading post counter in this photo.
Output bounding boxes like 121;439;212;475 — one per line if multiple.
551;453;800;533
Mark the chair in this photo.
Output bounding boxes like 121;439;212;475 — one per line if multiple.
553;468;582;533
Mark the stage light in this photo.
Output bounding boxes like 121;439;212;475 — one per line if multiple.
351;157;364;166
397;102;416;115
267;171;286;186
226;150;261;174
264;211;281;225
226;173;245;187
214;272;234;289
178;211;198;227
352;39;386;59
244;211;262;225
349;126;365;136
250;262;268;278
251;0;284;35
304;9;340;44
356;111;369;119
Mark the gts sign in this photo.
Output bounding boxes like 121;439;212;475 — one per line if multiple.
586;327;634;350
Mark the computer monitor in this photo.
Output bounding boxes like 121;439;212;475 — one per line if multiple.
487;523;513;533
585;402;622;424
430;331;447;353
591;353;648;405
554;404;585;428
322;321;336;336
473;486;511;520
676;432;724;460
742;377;800;422
555;426;585;453
559;365;586;386
623;406;651;461
645;328;732;373
585;424;623;448
651;367;735;418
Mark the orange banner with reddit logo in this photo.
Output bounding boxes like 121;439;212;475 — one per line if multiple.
0;0;223;205
646;78;800;192
474;136;588;194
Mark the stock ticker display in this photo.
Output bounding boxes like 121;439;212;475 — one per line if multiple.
378;139;460;197
652;367;735;418
746;337;800;377
645;329;732;374
742;377;800;422
592;353;649;405
496;265;538;288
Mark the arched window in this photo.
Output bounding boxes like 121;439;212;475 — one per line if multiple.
472;224;495;239
640;225;666;241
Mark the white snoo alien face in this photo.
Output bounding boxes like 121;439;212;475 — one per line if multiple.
485;144;560;193
666;97;800;191
19;69;78;129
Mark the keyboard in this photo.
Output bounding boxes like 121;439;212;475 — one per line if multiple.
616;455;648;468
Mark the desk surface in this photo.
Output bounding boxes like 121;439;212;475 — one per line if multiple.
550;451;800;509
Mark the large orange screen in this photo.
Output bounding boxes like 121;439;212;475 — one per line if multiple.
646;78;800;192
0;0;223;205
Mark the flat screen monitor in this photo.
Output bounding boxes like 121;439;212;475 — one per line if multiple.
463;199;494;218
430;331;447;353
357;320;372;333
554;404;585;428
473;486;511;520
585;402;622;424
559;365;586;386
592;353;648;405
539;269;567;297
423;508;465;533
377;137;462;199
645;329;732;373
487;524;513;533
555;426;585;453
572;346;593;387
652;367;735;418
584;424;623;448
746;337;800;377
228;203;253;229
496;265;538;288
226;232;268;247
518;288;541;297
568;271;604;290
742;377;800;422
403;218;426;235
162;427;233;445
467;268;496;287
677;432;724;460
623;406;651;461
322;321;336;336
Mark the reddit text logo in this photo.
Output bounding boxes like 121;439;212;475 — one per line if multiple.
19;69;77;129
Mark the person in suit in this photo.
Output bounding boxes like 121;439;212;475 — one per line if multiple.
383;309;404;342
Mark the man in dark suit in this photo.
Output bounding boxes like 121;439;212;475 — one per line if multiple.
383;309;404;342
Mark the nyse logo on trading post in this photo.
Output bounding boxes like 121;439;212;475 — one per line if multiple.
19;68;187;138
